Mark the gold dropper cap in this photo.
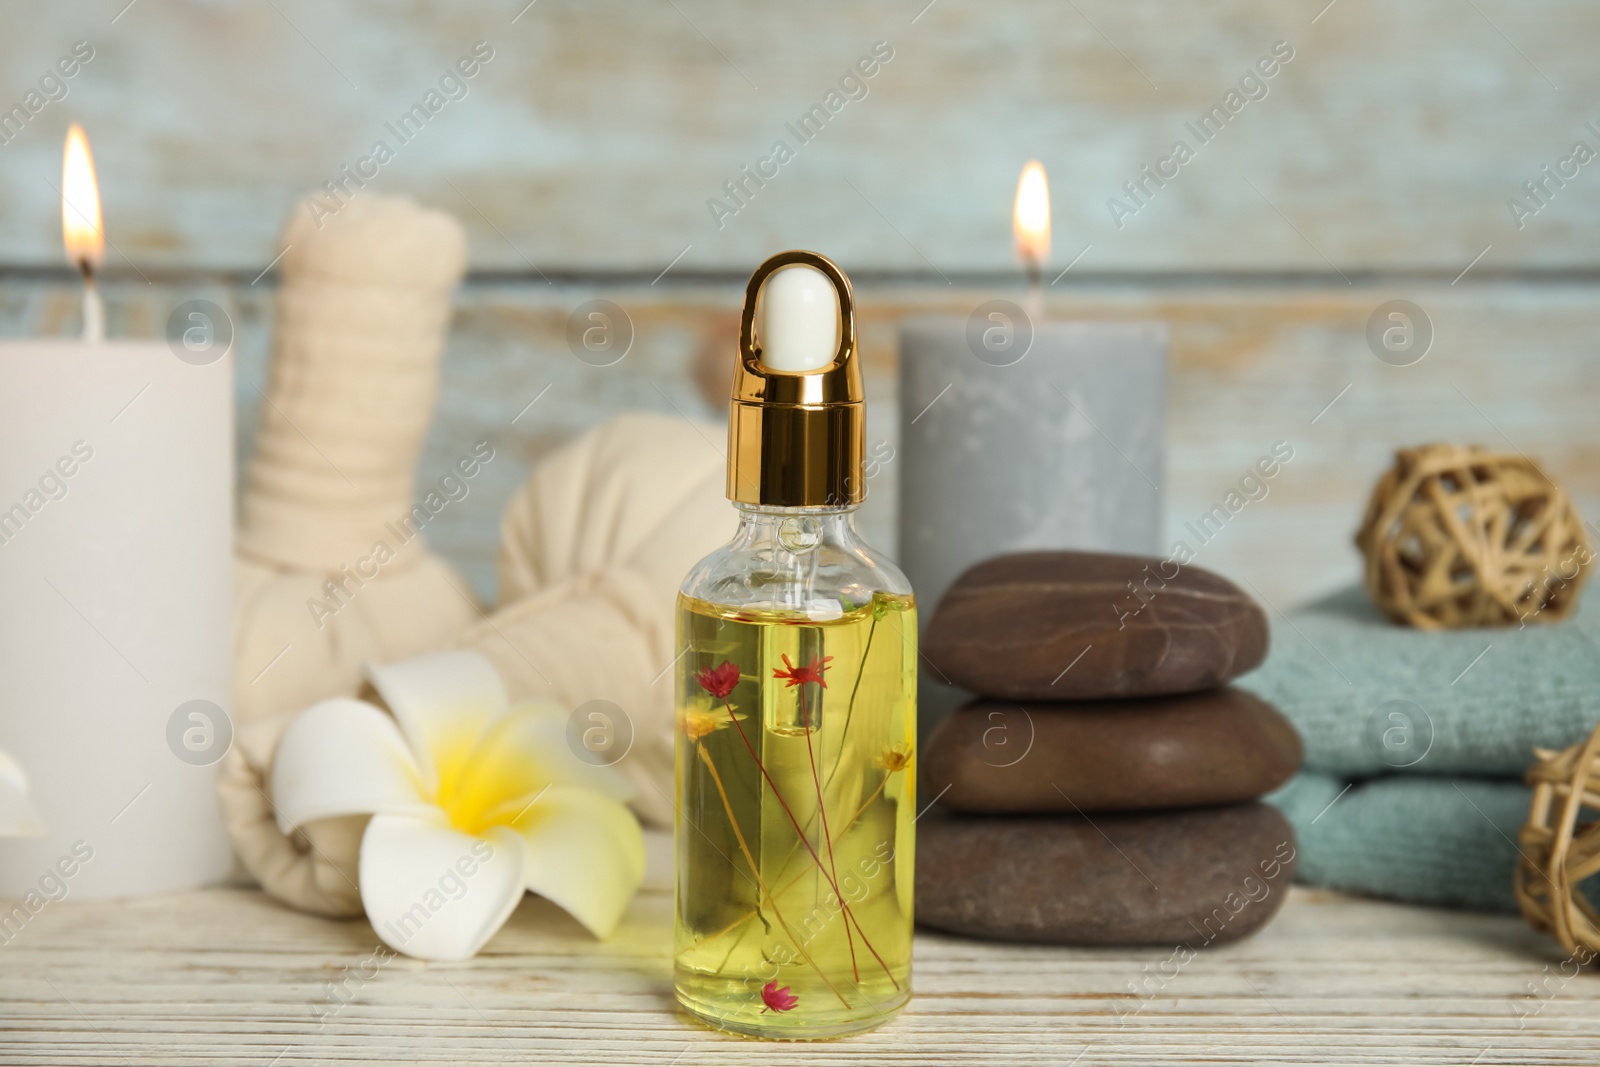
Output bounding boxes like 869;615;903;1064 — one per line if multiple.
727;250;865;507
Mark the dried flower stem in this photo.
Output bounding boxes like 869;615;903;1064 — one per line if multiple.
694;742;850;1009
801;681;860;982
720;696;899;990
824;611;878;792
697;765;901;948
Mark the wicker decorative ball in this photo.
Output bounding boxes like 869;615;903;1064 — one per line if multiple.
1516;725;1600;962
1355;443;1592;630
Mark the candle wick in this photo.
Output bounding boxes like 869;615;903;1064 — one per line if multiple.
78;257;105;343
1024;256;1044;323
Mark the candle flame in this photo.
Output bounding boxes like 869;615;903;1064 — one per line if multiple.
62;124;104;271
1013;160;1050;267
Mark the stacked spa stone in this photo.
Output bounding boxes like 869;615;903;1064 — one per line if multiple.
915;551;1304;946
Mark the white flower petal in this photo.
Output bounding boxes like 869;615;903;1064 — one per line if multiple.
366;652;508;795
456;701;635;821
0;747;43;837
512;785;644;940
360;815;527;961
271;698;432;834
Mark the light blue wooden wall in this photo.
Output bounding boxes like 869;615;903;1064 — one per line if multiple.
2;0;1598;273
2;0;1597;611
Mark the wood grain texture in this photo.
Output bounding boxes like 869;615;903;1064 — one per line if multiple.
0;0;1597;271
0;829;1593;1066
6;274;1597;612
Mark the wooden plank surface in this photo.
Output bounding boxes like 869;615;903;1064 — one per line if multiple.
1;0;1598;271
0;832;1593;1066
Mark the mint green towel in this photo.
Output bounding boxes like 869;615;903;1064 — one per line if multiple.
1238;586;1600;777
1241;583;1598;911
1268;773;1530;912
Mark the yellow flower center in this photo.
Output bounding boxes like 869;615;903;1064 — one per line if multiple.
428;718;552;837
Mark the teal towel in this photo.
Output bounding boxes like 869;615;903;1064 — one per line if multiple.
1237;585;1600;777
1267;772;1530;913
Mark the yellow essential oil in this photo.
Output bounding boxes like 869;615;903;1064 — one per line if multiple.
674;591;916;1039
677;249;916;1038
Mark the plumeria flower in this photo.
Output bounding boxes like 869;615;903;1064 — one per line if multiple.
0;747;43;837
270;651;644;961
760;980;799;1013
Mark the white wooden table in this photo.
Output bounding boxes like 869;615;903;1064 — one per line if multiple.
3;826;1596;1067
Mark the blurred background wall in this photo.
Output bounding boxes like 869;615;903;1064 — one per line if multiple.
1;0;1595;605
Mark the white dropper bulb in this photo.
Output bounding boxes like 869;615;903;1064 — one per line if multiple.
756;264;840;372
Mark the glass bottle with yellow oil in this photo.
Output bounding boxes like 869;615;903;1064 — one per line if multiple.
674;250;916;1039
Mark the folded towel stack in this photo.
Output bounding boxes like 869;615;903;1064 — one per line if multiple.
1241;585;1600;912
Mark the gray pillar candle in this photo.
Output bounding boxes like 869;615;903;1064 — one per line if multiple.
898;316;1168;621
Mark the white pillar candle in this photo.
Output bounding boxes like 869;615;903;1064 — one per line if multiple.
0;336;234;899
897;316;1168;617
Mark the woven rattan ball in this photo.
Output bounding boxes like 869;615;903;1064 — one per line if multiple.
1516;725;1600;963
1355;443;1591;630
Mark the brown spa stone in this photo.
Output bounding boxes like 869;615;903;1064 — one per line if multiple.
922;688;1302;814
914;803;1298;946
923;550;1269;700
